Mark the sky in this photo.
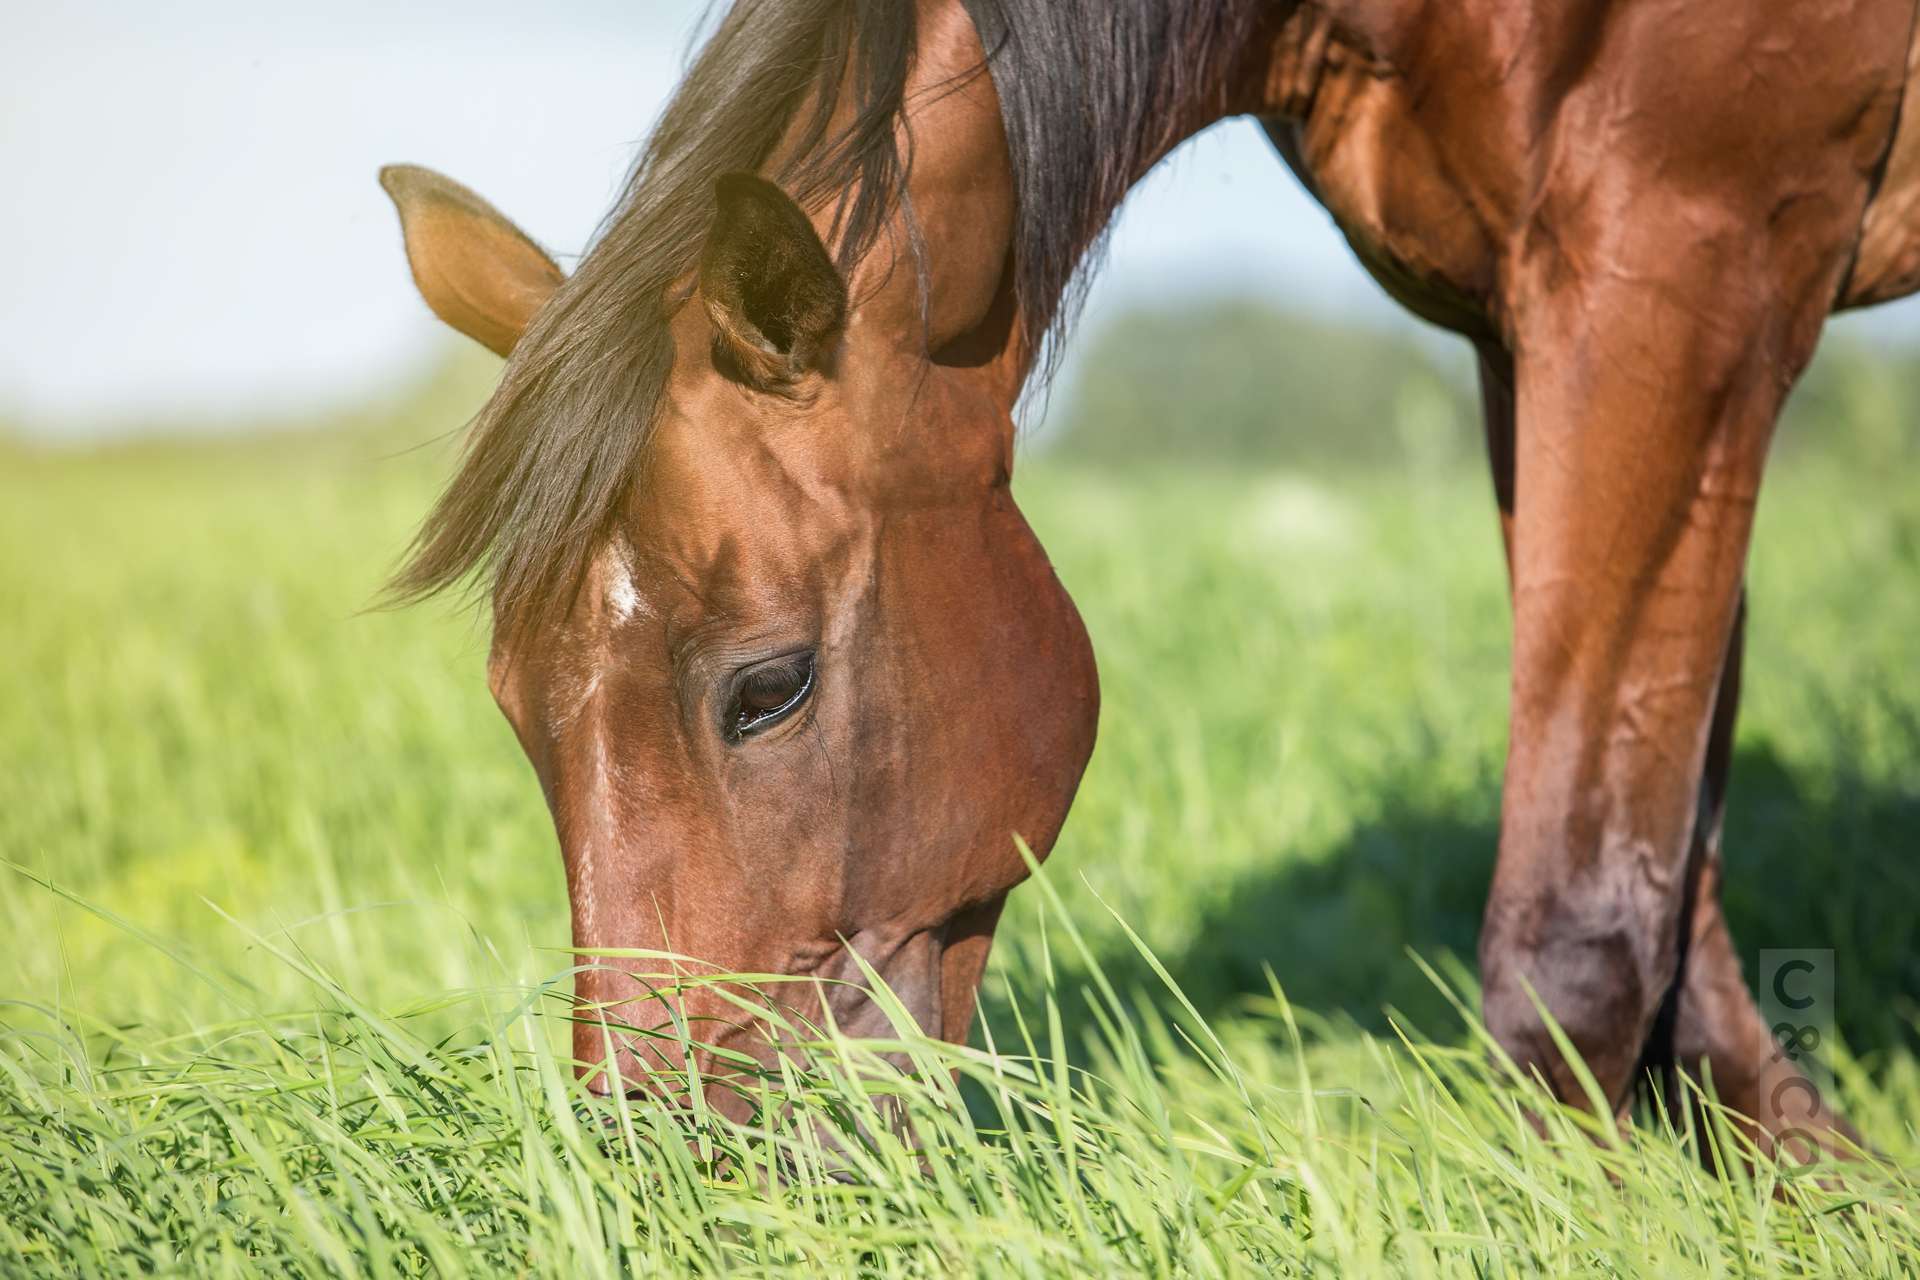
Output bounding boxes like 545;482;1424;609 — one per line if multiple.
4;1;1914;437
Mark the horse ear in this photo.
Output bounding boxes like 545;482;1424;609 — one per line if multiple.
699;173;847;388
378;164;564;358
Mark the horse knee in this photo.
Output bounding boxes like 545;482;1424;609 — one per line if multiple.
1479;876;1680;1103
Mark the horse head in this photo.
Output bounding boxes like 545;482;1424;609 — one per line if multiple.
379;157;1097;1102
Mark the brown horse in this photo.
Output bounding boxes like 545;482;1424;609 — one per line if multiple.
378;0;1920;1156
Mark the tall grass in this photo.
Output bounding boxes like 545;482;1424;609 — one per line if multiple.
7;856;1917;1276
2;383;1917;1274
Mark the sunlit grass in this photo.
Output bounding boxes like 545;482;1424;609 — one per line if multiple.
7;854;1918;1277
2;402;1917;1274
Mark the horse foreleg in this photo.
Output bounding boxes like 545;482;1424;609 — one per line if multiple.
1650;598;1864;1163
1475;198;1851;1121
1475;347;1856;1162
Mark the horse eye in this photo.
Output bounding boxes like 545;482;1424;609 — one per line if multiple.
727;652;815;739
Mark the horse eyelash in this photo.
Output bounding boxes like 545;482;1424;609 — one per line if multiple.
740;654;812;697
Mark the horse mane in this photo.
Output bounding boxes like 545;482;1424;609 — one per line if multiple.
388;0;1261;630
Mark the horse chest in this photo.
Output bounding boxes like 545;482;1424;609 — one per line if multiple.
1251;6;1508;343
1251;0;1920;342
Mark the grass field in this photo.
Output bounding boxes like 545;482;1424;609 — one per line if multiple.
3;370;1919;1275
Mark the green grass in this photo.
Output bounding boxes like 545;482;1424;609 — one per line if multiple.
3;387;1918;1275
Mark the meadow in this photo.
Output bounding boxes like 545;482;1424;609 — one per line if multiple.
2;348;1918;1276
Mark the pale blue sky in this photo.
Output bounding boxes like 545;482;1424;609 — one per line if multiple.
4;2;1913;437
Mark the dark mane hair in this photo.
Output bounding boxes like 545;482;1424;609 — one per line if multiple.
388;0;1261;629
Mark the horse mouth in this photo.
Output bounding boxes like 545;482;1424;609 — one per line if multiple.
570;917;962;1110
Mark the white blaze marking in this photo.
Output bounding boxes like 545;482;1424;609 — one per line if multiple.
603;534;645;624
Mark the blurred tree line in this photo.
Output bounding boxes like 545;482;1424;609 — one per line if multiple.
7;297;1917;472
1041;297;1920;470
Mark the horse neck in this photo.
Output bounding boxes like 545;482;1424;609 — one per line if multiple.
824;0;1288;406
820;0;1021;396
